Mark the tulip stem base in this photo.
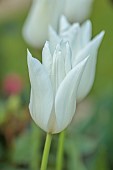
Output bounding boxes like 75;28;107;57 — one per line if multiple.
40;133;52;170
56;130;65;170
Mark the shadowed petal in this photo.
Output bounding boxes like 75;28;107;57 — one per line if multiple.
74;31;105;102
27;50;53;132
59;15;70;33
51;44;65;94
54;57;88;133
64;42;72;74
74;31;105;66
42;41;52;75
80;20;92;47
49;26;61;54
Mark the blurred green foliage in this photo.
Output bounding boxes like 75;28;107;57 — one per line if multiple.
0;0;113;169
90;0;113;96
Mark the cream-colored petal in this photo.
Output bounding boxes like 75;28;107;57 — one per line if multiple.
71;21;92;63
59;15;70;34
27;50;53;132
49;26;61;54
65;42;72;74
60;23;79;41
80;20;92;47
74;31;105;102
54;57;88;133
42;41;52;75
73;31;105;66
60;23;80;62
51;44;65;94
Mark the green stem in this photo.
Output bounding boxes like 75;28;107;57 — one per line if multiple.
56;131;65;170
40;133;52;170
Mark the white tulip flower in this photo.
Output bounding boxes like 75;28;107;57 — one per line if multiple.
27;41;88;134
23;0;64;48
49;16;105;102
64;0;94;23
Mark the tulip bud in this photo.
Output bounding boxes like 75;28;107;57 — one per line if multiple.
23;0;64;49
64;0;94;23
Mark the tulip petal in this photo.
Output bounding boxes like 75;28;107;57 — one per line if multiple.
65;42;72;74
60;23;81;61
27;50;53;132
49;26;61;54
59;15;70;33
73;31;105;67
42;41;52;75
55;57;88;133
60;23;79;41
51;44;65;94
74;31;105;102
80;20;92;47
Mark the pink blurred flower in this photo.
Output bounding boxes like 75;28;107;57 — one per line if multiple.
2;73;23;95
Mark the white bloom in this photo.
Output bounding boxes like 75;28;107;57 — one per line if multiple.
23;0;64;48
49;16;105;102
64;0;94;23
27;41;88;134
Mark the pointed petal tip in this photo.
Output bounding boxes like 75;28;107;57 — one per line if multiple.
97;30;105;40
84;20;92;29
27;49;31;57
27;49;33;63
27;49;41;69
100;30;105;37
94;30;105;46
59;15;70;32
90;30;105;49
99;30;105;36
60;15;68;22
85;20;92;26
44;41;50;48
42;41;51;54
